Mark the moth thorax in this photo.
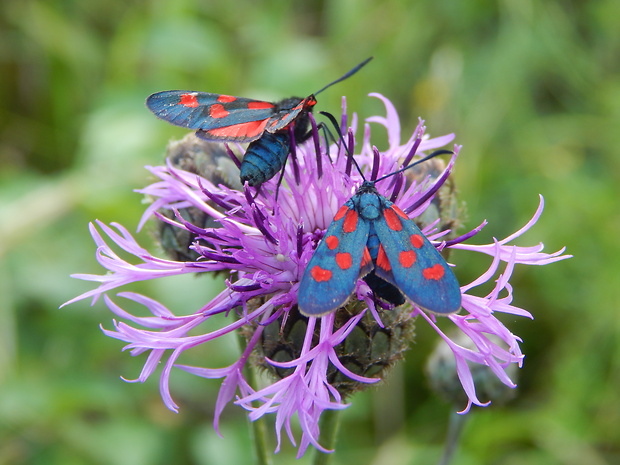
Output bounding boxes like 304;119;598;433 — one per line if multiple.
358;193;381;220
275;96;304;111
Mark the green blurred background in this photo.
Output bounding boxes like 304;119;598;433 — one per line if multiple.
1;0;618;464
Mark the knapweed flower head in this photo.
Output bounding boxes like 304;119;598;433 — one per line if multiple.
64;93;570;456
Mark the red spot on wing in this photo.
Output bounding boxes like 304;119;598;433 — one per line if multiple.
410;234;424;249
204;119;269;140
423;263;445;280
392;205;409;219
343;210;359;233
248;101;275;110
311;265;332;283
209;104;229;119
336;252;352;270
334;205;349;221
217;95;237;103
361;247;372;267
384;208;403;231
376;245;391;271
399;250;417;268
179;93;199;108
325;235;339;250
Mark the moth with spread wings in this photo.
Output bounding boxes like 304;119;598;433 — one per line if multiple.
146;58;372;188
298;180;462;317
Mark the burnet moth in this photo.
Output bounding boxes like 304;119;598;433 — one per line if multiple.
146;57;372;188
298;150;462;317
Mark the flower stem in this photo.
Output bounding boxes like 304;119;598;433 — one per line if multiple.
248;406;273;465
312;409;341;465
237;331;273;465
437;410;468;465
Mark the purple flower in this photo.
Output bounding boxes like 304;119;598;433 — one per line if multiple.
64;93;570;456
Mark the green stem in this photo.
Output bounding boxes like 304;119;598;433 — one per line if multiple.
312;409;342;465
437;410;468;465
237;331;273;465
248;404;272;465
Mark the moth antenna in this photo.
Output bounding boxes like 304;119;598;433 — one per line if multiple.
319;111;366;181
312;57;373;96
375;149;454;184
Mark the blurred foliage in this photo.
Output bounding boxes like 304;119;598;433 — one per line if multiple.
1;0;619;464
